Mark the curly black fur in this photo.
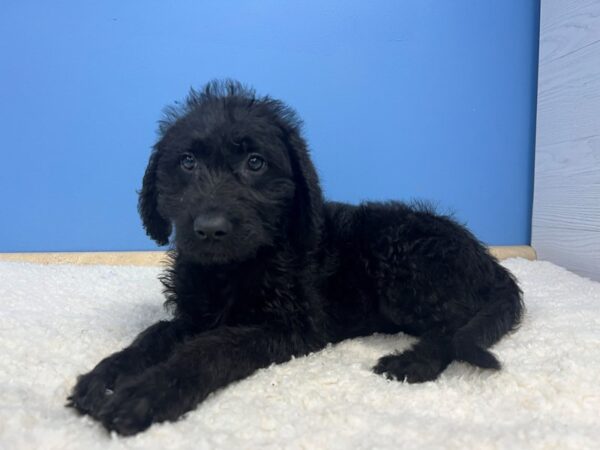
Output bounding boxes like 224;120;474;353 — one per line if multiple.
67;80;524;435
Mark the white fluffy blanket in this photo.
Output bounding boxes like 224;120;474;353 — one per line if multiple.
1;258;599;449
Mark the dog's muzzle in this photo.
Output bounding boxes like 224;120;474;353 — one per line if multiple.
193;214;232;241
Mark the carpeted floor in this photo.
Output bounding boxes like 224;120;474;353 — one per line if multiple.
0;258;599;449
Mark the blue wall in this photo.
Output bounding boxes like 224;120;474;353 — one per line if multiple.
0;0;539;252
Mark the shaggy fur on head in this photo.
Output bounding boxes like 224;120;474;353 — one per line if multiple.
67;80;524;436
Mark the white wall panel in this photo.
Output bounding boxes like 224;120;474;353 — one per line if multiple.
533;0;600;280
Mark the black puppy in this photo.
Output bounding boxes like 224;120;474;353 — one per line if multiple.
67;80;523;435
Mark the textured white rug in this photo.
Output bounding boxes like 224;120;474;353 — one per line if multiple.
1;258;599;449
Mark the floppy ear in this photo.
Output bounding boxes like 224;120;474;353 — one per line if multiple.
138;148;172;245
282;127;324;251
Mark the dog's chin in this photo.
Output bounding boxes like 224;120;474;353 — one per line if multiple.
186;251;239;266
177;243;259;266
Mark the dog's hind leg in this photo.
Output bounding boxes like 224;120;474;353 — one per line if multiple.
374;275;523;382
373;331;454;383
451;277;524;370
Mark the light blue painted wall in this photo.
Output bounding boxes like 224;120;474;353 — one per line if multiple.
0;0;539;251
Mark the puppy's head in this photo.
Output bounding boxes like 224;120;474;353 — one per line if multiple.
139;80;323;265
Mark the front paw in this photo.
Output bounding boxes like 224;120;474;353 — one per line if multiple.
67;364;116;416
97;370;184;436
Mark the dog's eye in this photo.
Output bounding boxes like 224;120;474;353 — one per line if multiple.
180;153;197;171
247;154;265;172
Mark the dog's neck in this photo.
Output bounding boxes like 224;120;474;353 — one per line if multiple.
165;243;319;326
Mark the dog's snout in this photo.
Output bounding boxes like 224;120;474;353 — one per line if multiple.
193;214;232;240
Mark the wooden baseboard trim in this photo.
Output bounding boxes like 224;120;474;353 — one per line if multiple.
0;246;536;266
490;245;537;261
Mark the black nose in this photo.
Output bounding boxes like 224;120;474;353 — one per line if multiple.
193;214;232;240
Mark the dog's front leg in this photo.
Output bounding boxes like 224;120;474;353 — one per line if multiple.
96;325;320;435
67;319;197;418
